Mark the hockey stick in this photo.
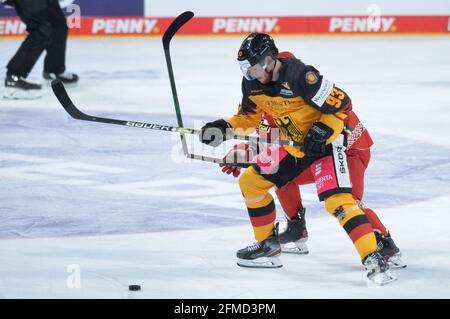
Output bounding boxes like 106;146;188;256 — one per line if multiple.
52;80;302;146
52;80;196;133
161;12;244;167
52;80;307;169
162;11;193;156
52;80;255;167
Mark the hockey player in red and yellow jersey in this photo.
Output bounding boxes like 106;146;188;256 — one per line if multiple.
199;33;396;285
218;51;405;269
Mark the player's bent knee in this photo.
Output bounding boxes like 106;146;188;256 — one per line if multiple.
238;166;259;190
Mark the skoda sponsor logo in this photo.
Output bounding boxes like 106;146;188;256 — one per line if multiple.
336;146;346;174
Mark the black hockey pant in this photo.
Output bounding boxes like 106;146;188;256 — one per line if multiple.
6;0;68;77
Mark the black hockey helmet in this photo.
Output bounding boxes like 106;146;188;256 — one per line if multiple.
237;33;279;80
237;33;279;65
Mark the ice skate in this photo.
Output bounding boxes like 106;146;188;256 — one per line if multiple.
237;224;282;268
376;232;406;269
3;74;42;100
363;251;396;286
44;71;79;85
279;208;309;254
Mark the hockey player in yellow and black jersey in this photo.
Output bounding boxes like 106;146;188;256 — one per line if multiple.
199;33;396;285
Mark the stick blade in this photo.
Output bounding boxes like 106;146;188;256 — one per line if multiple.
51;79;72;108
162;11;194;49
51;79;88;120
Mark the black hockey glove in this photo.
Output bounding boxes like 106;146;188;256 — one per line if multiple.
303;122;334;157
199;119;230;147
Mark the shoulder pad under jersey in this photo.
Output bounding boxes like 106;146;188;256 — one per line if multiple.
299;65;352;114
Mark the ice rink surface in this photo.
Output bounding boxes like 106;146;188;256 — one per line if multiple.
0;36;449;298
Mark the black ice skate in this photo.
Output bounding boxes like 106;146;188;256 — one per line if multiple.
375;231;406;269
44;71;79;85
236;224;282;268
363;251;396;286
279;208;309;254
3;74;42;100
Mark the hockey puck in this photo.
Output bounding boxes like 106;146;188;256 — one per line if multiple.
129;285;141;291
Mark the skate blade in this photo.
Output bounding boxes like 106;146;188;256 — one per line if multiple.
3;87;42;100
237;256;283;269
281;241;309;254
367;271;397;286
388;254;407;269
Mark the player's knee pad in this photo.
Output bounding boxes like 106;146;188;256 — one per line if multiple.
238;166;259;192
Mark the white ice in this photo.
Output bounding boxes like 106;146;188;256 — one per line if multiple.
0;36;449;298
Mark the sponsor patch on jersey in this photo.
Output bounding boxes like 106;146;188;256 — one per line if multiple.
279;81;293;96
311;77;334;107
315;162;322;176
280;88;293;96
305;71;319;84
